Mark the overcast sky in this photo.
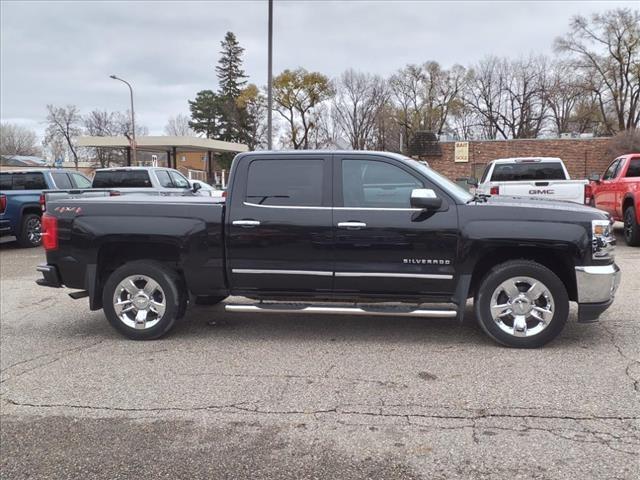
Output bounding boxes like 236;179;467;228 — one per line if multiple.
1;0;636;139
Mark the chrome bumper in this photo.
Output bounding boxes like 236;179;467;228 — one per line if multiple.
575;264;621;304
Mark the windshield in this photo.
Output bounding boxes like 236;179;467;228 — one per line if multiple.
404;157;474;203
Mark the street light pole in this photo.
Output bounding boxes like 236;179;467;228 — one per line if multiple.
110;74;137;164
267;0;273;150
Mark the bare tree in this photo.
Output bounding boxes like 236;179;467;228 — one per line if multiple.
332;69;388;149
464;56;548;139
390;62;466;149
44;105;82;168
83;110;122;167
236;84;268;149
164;114;194;136
555;8;640;133
273;68;334;149
0;122;41;156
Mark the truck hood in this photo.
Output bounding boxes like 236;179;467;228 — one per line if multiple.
476;195;609;218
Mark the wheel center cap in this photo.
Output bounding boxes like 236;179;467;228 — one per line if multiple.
133;294;150;309
512;296;531;315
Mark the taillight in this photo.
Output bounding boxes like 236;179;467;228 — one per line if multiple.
221;190;227;198
42;214;58;251
40;193;46;212
584;184;592;205
490;186;500;195
110;190;121;196
0;194;6;214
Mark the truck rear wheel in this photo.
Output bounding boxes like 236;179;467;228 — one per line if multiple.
103;261;182;340
474;260;569;348
17;213;42;248
623;206;640;246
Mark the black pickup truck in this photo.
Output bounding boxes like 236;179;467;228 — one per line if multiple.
37;151;621;347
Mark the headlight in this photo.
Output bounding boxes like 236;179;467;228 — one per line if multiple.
592;219;615;260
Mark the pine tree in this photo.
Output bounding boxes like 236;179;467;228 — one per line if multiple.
188;90;223;138
216;32;247;99
215;32;248;143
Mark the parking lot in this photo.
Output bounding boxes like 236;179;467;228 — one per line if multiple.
0;228;638;480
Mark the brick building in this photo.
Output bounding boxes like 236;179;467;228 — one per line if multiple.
419;137;614;181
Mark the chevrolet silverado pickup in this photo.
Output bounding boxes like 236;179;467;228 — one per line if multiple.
589;153;640;246
36;151;621;348
475;157;589;204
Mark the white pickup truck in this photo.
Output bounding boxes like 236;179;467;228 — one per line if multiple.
475;157;589;204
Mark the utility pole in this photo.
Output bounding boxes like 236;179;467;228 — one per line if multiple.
110;75;137;164
267;0;273;150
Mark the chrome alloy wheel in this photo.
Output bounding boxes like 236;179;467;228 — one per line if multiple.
112;275;166;330
489;276;554;338
26;217;41;244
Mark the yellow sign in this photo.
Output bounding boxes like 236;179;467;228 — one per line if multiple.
454;142;469;163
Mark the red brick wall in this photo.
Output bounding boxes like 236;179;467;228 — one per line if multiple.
419;137;613;180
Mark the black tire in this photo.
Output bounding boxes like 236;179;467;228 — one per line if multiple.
17;213;42;248
623;206;640;246
474;260;569;348
102;260;183;340
194;295;227;306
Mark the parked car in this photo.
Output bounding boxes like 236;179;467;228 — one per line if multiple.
92;166;193;192
475;157;589;204
37;150;619;348
0;169;91;247
589;153;640;246
189;179;224;197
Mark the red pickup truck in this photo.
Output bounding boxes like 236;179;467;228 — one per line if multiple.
589;153;640;246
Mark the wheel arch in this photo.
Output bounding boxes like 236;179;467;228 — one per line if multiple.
468;246;578;302
92;241;184;310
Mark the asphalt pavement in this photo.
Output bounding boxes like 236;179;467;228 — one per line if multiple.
1;229;638;479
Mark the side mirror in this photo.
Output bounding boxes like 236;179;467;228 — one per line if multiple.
588;174;601;183
467;177;479;187
411;188;442;210
191;182;202;193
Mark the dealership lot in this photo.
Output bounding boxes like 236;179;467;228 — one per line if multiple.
1;230;638;479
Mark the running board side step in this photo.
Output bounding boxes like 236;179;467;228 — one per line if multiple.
225;304;457;318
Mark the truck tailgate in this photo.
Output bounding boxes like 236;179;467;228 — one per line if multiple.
498;180;587;203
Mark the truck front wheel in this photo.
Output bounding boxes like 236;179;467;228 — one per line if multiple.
623;206;640;246
103;261;183;340
474;260;569;348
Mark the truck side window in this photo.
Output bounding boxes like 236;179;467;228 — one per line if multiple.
246;159;323;206
625;159;640;178
156;170;174;188
0;173;12;190
51;173;73;189
70;173;92;188
342;159;422;208
602;159;621;180
168;171;190;188
11;172;47;190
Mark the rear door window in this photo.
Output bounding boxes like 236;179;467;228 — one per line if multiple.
491;162;566;182
92;170;152;188
1;172;48;190
51;172;73;189
246;159;324;206
625;159;640;178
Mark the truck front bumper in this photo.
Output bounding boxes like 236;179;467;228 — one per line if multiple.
575;264;621;323
36;264;62;288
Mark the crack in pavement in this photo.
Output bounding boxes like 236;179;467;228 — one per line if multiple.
601;323;640;393
0;340;104;384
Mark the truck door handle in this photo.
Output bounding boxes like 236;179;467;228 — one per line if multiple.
337;221;367;229
233;220;261;228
